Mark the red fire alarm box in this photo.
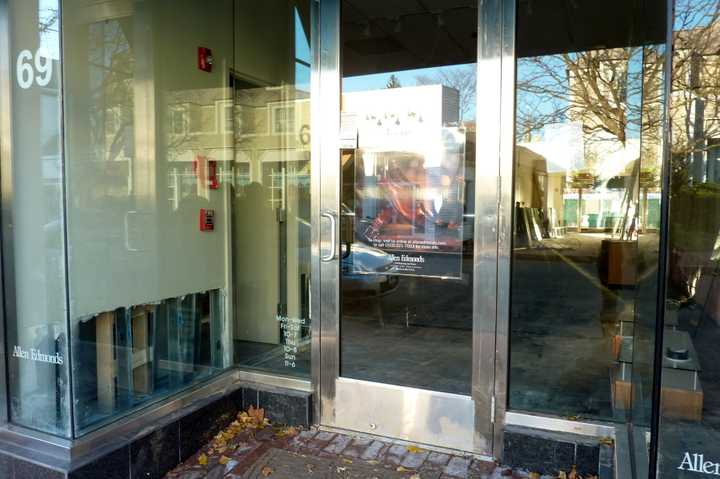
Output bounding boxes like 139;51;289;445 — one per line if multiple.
199;209;215;231
208;160;218;189
198;47;213;72
194;155;218;189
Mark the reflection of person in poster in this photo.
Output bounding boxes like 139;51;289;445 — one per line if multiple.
355;128;465;278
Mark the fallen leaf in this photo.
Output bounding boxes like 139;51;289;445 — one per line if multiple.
409;474;421;479
342;458;353;464
249;405;266;423
406;445;424;454
558;472;568;479
396;466;409;472
529;472;540;479
197;453;208;466
261;465;274;477
276;426;299;438
218;455;230;465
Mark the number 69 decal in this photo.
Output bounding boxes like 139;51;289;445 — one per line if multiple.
16;48;53;89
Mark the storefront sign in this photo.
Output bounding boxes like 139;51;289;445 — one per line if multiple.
352;127;466;279
12;345;64;365
679;452;720;475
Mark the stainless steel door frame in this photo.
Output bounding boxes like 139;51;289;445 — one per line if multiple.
311;0;516;458
486;0;517;460
311;0;341;429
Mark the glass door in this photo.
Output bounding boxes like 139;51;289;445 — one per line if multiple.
315;0;507;454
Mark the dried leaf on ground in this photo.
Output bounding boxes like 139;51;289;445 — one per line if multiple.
276;426;299;438
261;465;274;476
406;445;424;454
218;455;230;465
396;466;410;472
249;405;265;423
197;453;208;466
528;472;540;479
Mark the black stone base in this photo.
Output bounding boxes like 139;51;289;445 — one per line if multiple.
503;426;614;478
0;383;312;479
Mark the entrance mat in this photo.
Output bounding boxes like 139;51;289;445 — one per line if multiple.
241;447;440;478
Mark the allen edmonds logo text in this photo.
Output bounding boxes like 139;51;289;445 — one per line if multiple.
679;452;720;475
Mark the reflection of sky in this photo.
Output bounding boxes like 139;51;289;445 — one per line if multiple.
295;8;311;64
294;8;311;92
39;0;60;60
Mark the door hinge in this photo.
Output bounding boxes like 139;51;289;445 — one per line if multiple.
490;396;496;424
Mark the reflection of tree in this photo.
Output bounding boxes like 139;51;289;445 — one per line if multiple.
39;8;58;34
667;1;720;301
515;48;664;151
669;1;720;183
415;65;476;121
385;74;402;89
87;21;135;163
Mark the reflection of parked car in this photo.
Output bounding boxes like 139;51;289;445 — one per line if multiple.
341;238;399;297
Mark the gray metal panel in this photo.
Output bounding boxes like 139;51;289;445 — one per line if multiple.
334;378;475;451
0;0;11;426
473;0;504;456
492;0;517;460
315;0;341;427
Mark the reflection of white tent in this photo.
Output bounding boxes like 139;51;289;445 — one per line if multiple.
519;122;640;186
519;122;583;173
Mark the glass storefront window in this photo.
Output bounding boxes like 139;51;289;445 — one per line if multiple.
509;0;667;424
4;0;70;437
62;0;236;434
658;0;720;475
0;0;315;437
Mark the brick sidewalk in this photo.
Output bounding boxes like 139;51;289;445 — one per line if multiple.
163;408;584;479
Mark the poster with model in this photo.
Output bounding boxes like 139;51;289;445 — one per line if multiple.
353;127;466;279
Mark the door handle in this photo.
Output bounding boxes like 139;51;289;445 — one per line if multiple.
321;210;337;262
